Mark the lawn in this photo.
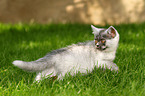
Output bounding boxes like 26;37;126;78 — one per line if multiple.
0;23;145;96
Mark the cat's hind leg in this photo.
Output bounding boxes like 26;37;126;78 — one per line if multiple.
34;67;56;82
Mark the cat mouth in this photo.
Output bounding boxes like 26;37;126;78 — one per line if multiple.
96;46;108;50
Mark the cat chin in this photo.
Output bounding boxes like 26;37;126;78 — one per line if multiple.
96;46;108;51
101;46;107;50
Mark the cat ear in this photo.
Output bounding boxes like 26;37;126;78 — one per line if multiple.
106;26;117;38
91;25;101;35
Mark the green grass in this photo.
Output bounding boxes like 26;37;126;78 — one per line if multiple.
0;22;145;96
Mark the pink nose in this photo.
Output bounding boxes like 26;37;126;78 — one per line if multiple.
96;44;99;47
96;45;100;49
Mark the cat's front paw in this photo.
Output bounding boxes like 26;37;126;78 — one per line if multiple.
111;65;118;71
109;64;119;73
103;63;119;72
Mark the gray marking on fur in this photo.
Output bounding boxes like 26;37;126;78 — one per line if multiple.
48;48;68;55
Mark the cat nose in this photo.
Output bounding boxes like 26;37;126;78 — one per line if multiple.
96;44;99;48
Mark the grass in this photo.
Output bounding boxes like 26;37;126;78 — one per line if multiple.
0;22;145;96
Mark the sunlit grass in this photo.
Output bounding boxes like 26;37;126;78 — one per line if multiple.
0;22;145;96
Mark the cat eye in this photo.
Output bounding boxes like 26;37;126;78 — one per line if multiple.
101;40;106;43
95;40;98;44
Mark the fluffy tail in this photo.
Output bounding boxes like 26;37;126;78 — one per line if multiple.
12;60;50;72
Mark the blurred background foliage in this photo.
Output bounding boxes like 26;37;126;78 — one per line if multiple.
0;0;144;25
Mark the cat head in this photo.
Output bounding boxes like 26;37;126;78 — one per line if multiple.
91;25;119;51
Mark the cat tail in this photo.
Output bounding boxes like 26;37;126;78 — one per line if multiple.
12;59;51;72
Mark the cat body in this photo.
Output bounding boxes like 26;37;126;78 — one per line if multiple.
13;25;119;81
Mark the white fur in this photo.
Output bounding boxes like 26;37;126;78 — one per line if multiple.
13;60;25;69
12;25;119;81
91;25;105;37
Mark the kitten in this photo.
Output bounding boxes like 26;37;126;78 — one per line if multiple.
12;25;119;81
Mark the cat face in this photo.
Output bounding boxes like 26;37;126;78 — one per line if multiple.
91;25;119;51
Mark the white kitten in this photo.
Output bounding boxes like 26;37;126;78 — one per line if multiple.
13;25;119;81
